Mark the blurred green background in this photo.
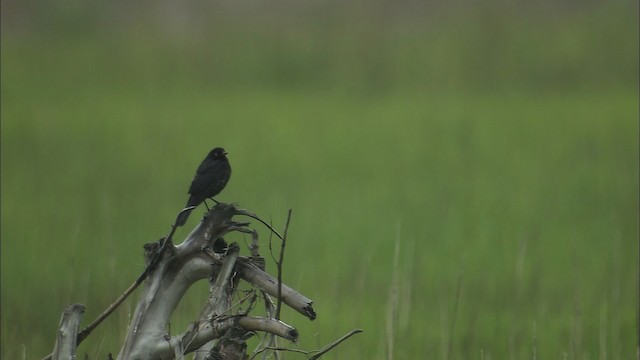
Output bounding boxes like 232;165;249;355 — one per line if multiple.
1;0;638;359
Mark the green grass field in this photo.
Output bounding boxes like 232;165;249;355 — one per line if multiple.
1;2;638;359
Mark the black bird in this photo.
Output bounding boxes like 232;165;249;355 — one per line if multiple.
175;147;231;226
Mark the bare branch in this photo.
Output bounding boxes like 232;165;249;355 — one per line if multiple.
207;243;241;316
251;329;363;360
309;329;363;360
186;243;240;357
276;209;293;320
234;209;284;241
155;316;298;358
238;317;298;341
75;269;146;345
256;292;279;360
237;258;316;321
52;304;85;360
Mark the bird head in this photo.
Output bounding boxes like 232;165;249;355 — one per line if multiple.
210;147;228;159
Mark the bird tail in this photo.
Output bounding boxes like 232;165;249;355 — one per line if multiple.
175;206;195;227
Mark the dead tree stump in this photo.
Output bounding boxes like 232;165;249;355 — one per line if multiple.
117;203;312;359
46;203;360;360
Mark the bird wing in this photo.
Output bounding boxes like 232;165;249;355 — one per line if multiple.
187;160;227;196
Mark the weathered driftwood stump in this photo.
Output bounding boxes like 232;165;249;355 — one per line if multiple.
117;203;315;359
46;203;361;360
